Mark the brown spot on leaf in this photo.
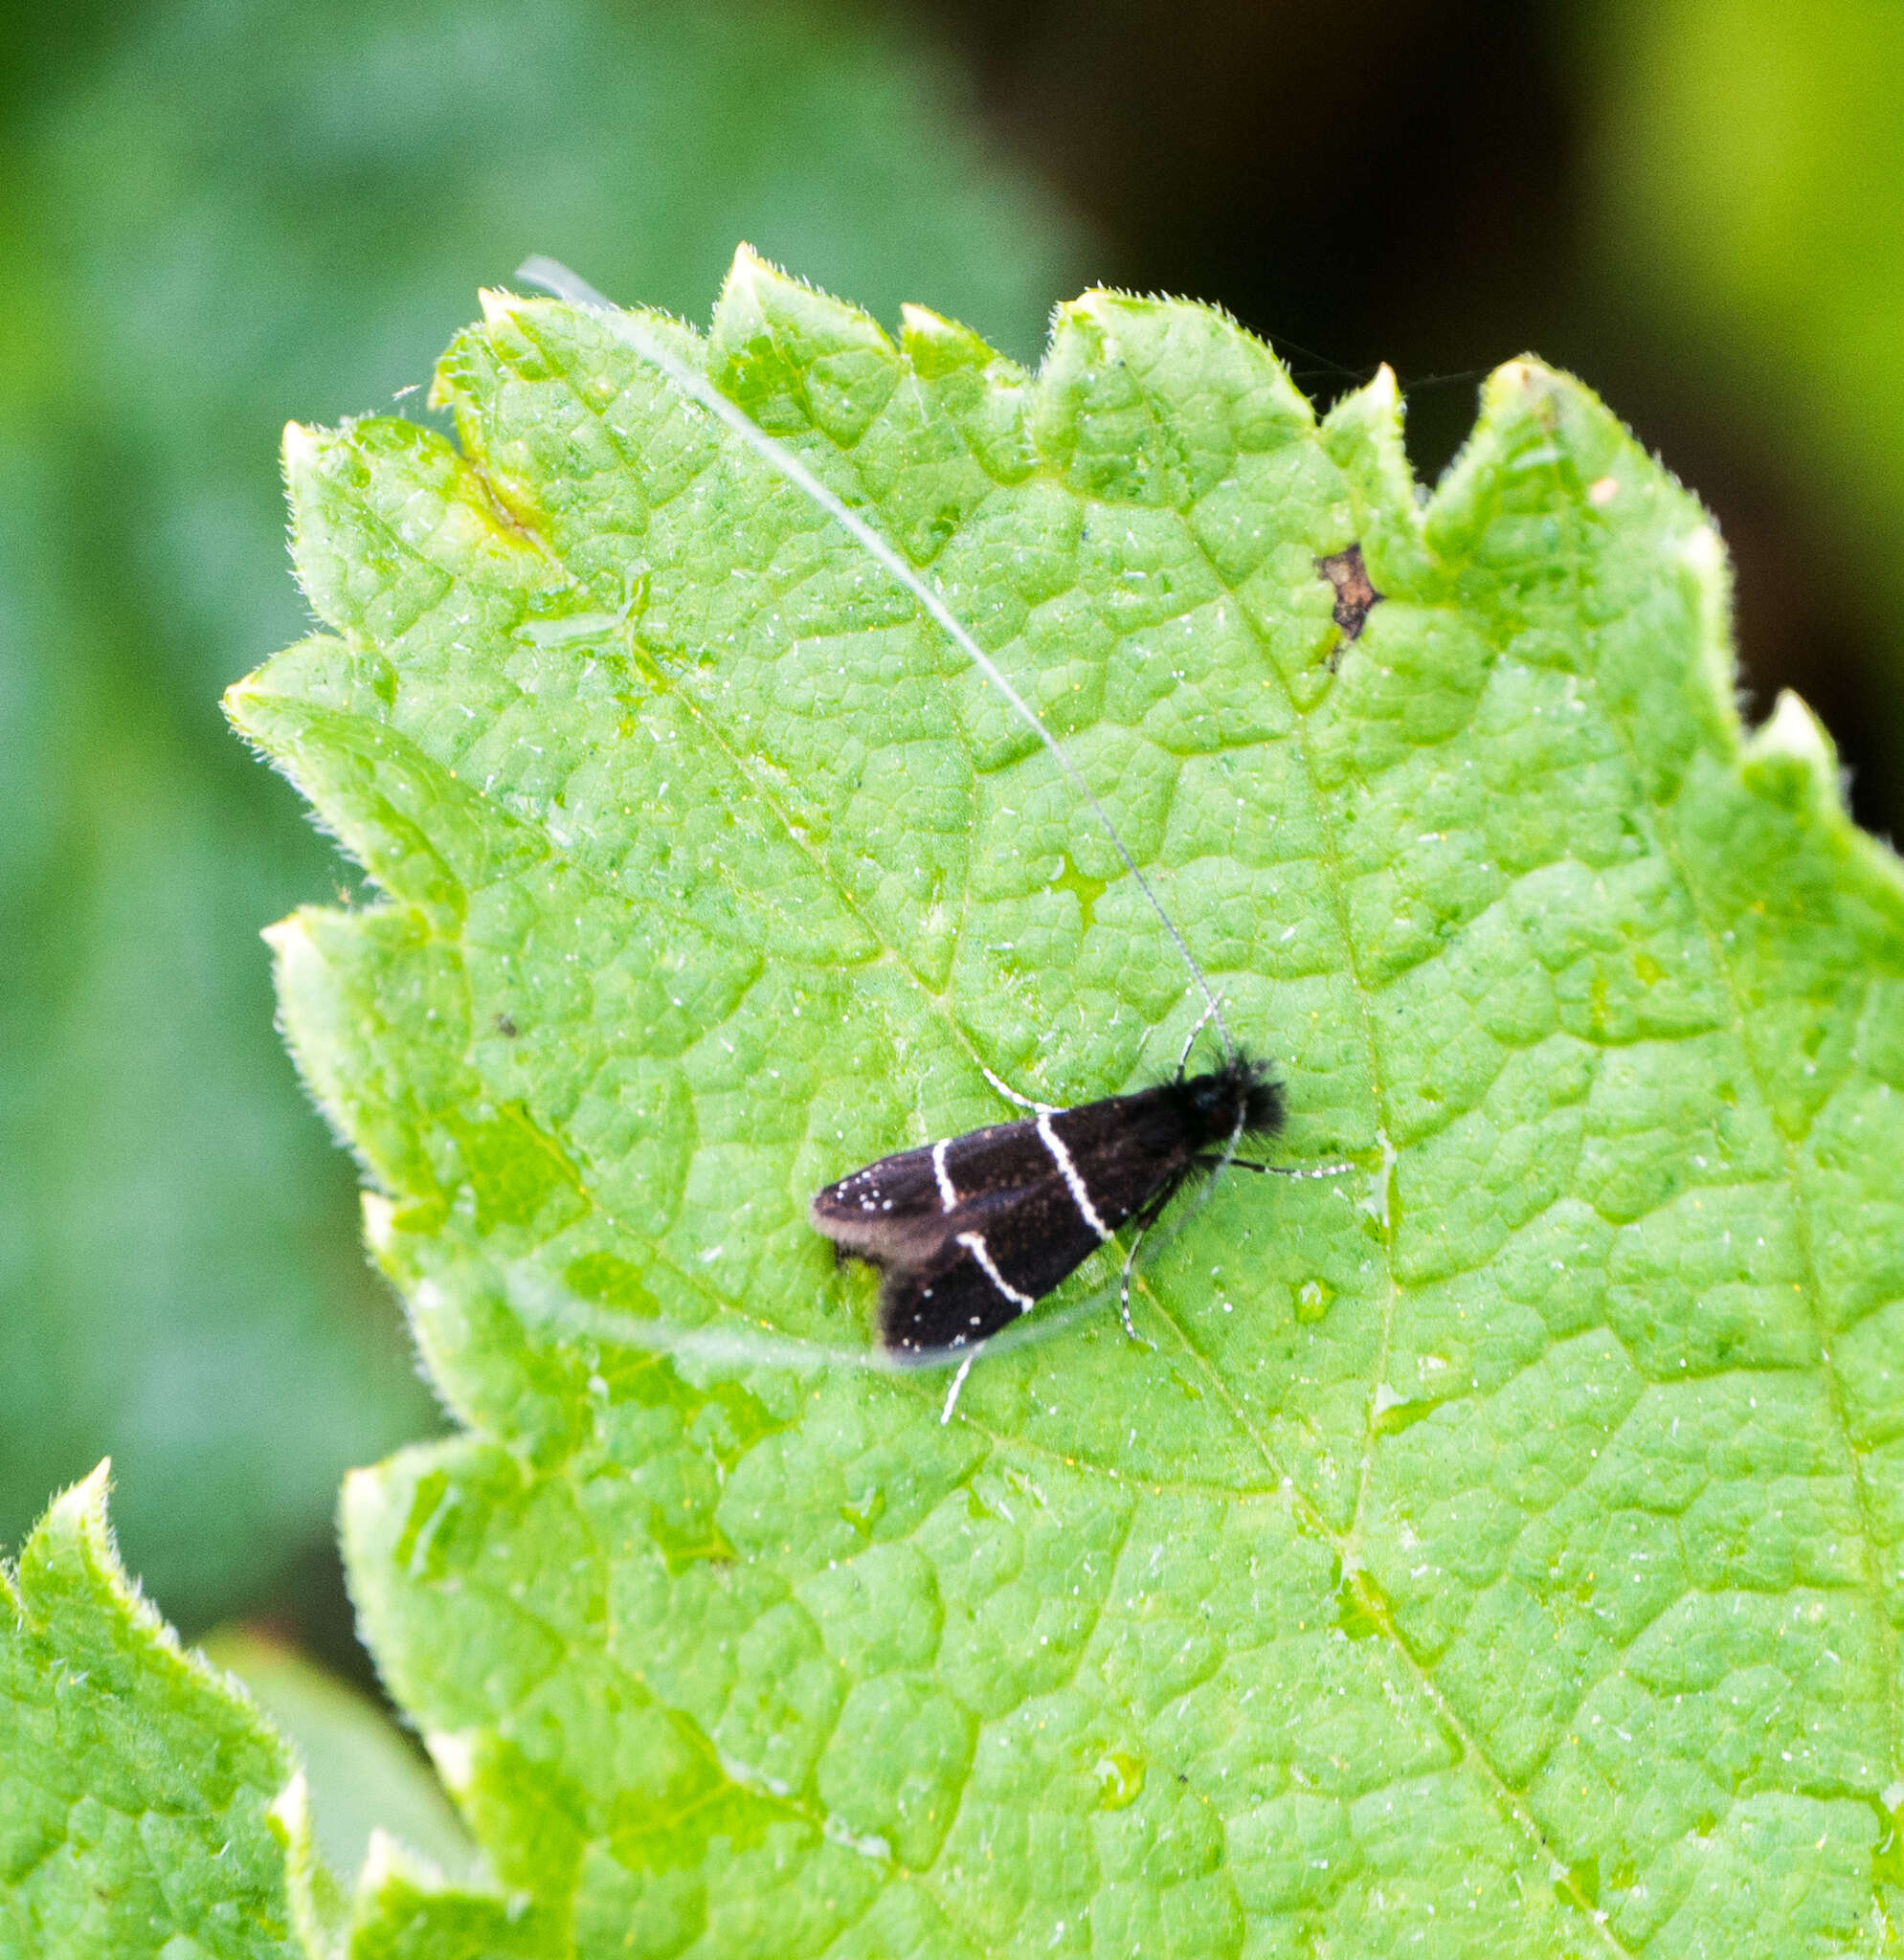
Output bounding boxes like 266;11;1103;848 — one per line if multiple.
1315;543;1382;645
495;1013;519;1037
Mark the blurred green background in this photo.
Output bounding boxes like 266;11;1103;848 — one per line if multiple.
3;0;1899;1714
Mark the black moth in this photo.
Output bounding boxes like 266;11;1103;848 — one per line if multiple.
811;1052;1285;1359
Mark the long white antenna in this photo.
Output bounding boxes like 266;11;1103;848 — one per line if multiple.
515;255;1233;1064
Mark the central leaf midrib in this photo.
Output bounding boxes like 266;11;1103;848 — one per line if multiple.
999;358;1632;1946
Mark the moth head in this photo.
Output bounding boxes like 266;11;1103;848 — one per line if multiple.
1181;1053;1285;1143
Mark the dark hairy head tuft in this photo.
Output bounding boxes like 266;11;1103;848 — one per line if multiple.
1175;1051;1285;1149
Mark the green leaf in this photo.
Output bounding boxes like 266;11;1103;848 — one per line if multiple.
0;1472;542;1960
272;1772;547;1960
232;251;1904;1954
0;1465;301;1959
202;1629;477;1892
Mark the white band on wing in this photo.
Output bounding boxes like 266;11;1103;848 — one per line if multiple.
1037;1111;1113;1242
931;1137;958;1213
956;1231;1036;1313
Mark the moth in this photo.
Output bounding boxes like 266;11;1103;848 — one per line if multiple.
811;1048;1297;1369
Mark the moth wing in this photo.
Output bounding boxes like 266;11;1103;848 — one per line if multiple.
1042;1090;1197;1234
878;1176;1116;1359
814;1112;1147;1359
879;1254;1024;1358
809;1142;959;1268
810;1116;1050;1268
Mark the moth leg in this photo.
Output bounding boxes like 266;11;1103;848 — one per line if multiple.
1117;1236;1151;1345
939;1349;977;1425
976;1061;1053;1115
1116;1184;1181;1346
1195;1155;1355;1178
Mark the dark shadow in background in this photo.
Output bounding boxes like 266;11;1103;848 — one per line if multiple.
912;0;1898;839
